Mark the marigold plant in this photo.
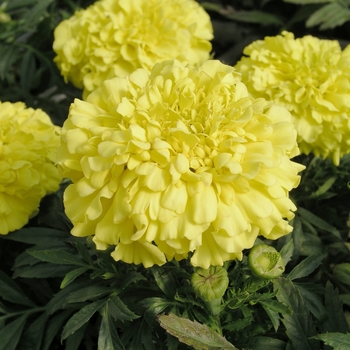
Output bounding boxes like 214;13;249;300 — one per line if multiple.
0;101;62;235
235;31;350;165
57;59;304;269
53;0;213;98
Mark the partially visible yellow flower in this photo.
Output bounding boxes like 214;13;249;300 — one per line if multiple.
235;31;350;165
57;59;304;269
0;102;62;235
53;0;213;98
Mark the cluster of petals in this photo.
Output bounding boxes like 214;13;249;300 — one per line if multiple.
0;102;62;235
57;59;304;269
235;31;350;165
53;0;213;98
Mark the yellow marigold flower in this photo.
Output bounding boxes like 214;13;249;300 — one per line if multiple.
53;0;213;98
0;102;62;235
57;59;304;269
235;31;350;165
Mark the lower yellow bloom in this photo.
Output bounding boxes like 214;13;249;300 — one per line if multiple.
0;102;62;235
58;60;304;268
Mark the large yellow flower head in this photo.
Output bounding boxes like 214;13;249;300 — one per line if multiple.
53;0;213;98
57;60;304;269
235;31;350;165
0;102;62;235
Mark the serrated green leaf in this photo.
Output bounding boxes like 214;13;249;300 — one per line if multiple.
159;313;237;349
273;278;319;350
128;318;156;350
309;176;336;199
238;336;286;350
60;267;89;289
298;207;341;238
333;264;350;286
65;285;112;304
201;2;284;25
41;310;73;350
323;282;349;333
293;283;327;322
287;253;325;280
98;304;126;350
140;297;175;319
21;0;54;30
0;43;19;81
258;299;292;315
261;306;280;332
0;270;35;307
13;262;72;279
108;296;139;322
13;251;41;269
5;0;39;11
280;239;294;266
65;321;88;350
4;227;68;245
46;280;91;315
20;50;36;92
312;332;350;349
151;266;178;298
306;3;350;29
61;299;106;341
75;240;93;265
29;250;86;266
19;312;48;350
0;314;28;350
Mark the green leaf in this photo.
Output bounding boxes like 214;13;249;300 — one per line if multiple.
4;227;68;245
127;318;156;350
0;43;19;81
65;322;88;350
273;278;319;350
333;264;350;286
19;312;48;350
297;207;341;238
293;283;327;322
108;296;139;322
240;336;286;350
13;262;72;279
140;297;175;321
312;332;350;349
98;304;126;350
41;310;73;350
28;250;86;266
46;280;91;314
287;253;325;280
65;285;112;304
75;240;94;265
60;267;90;289
21;0;54;30
258;299;292;315
323;282;349;333
151;266;178;298
0;315;28;350
20;50;36;92
61;299;106;341
309;176;337;199
159;313;237;349
306;3;350;29
279;239;294;266
0;270;35;307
